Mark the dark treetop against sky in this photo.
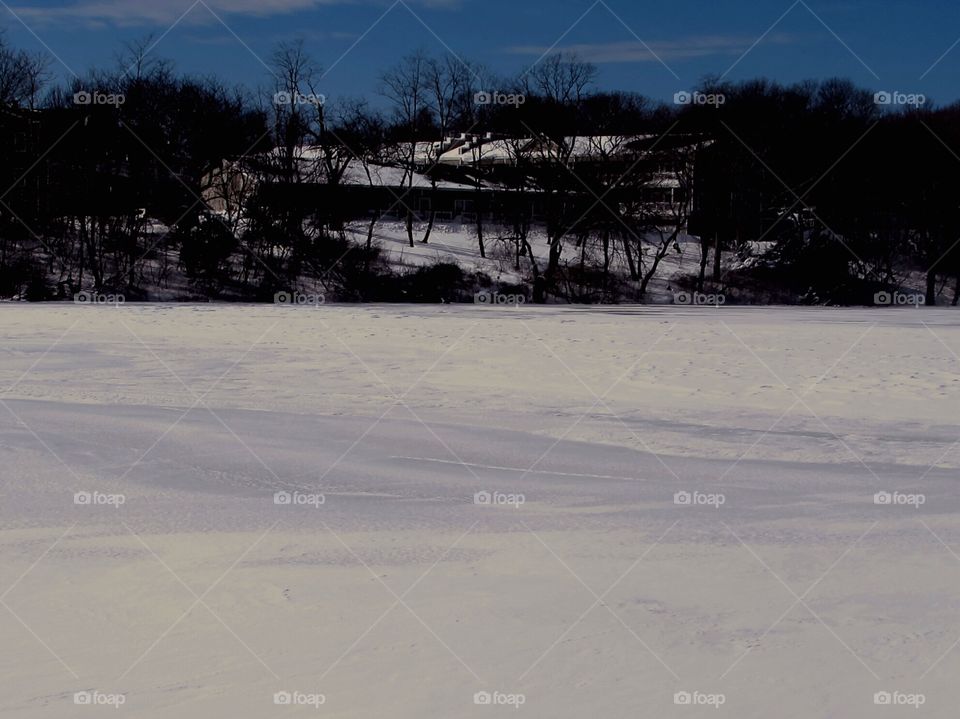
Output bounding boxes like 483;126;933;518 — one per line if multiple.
5;0;959;106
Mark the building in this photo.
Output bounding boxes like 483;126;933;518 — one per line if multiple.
208;132;709;228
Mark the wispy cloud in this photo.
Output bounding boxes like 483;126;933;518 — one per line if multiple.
185;27;358;45
9;0;460;27
507;34;798;64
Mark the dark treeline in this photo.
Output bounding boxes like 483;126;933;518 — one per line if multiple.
1;33;958;304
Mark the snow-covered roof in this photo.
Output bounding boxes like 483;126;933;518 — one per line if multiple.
437;138;535;166
431;134;688;165
340;160;477;190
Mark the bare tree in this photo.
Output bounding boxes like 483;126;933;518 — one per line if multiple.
116;34;173;82
414;55;477;244
632;142;701;299
426;55;474;139
270;40;324;186
0;32;51;109
330;99;388;256
381;50;430;247
525;51;596;106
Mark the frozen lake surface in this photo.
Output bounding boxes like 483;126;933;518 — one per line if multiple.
1;305;958;717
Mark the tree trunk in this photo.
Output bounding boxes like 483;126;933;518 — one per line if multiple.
712;231;722;281
623;236;638;281
77;220;85;290
602;230;610;275
697;233;711;292
639;229;682;300
475;188;486;259
926;269;937;306
476;214;485;259
541;235;563;302
533;276;546;304
365;215;378;252
364;213;380;272
421;210;436;244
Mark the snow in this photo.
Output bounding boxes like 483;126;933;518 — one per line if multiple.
339;160;479;190
346;219;539;279
1;305;959;717
346;218;703;295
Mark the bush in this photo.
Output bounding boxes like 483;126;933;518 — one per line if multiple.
178;214;239;296
400;263;468;302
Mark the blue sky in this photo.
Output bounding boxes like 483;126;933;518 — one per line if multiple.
5;0;960;107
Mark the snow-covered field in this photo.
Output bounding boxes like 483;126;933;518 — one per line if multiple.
1;304;959;717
